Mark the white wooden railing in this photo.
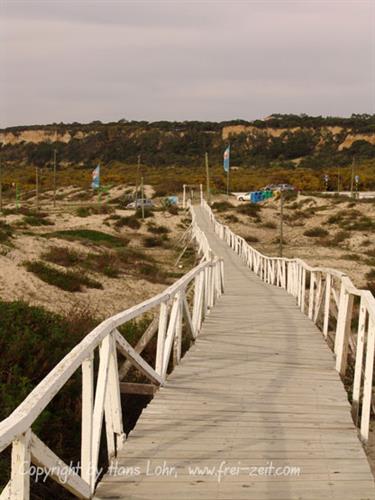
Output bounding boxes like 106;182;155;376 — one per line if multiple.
202;198;375;444
0;205;223;499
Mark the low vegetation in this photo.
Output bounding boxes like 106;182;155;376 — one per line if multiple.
143;235;169;248
114;216;141;230
211;201;234;212
23;214;54;226
76;205;115;217
0;300;155;495
46;229;127;247
147;223;170;234
303;227;329;238
25;261;103;291
0;221;14;244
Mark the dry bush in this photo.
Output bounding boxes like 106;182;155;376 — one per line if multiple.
303;227;329;237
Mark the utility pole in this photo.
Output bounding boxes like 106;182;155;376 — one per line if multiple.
53;149;57;208
350;156;355;196
0;158;2;213
337;166;340;193
205;152;210;204
279;190;284;258
36;167;39;211
140;176;145;220
135;155;141;202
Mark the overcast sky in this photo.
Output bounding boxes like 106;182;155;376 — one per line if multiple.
0;0;374;127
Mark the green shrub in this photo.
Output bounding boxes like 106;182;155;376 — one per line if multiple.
366;269;375;281
76;207;91;217
147;223;170;234
42;247;82;267
341;253;361;261
138;263;168;283
273;236;287;244
116;247;154;265
245;235;259;243
341;217;375;231
282;191;298;201
167;205;179;215
224;214;239;223
262;221;277;229
211;201;234;212
25;261;103;291
114;216;141;230
365;248;375;258
135;208;154;219
0;221;14;243
143;236;168;247
76;205;115;217
87;252;120;278
331;230;350;245
237;203;261;218
303;227;329;237
24;215;54;226
46;229;127;247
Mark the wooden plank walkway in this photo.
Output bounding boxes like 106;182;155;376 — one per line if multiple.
95;206;375;500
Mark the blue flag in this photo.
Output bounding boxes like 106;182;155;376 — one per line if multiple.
92;165;100;189
223;146;230;173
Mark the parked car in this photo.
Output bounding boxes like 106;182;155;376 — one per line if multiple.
261;183;295;192
126;199;154;209
236;192;251;201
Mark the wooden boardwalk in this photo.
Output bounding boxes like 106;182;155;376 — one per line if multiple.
95;206;375;500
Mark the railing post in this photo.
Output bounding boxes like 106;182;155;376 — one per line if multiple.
323;274;331;337
10;429;31;499
335;280;354;375
173;292;183;366
313;273;323;323
296;264;301;306
308;271;315;319
300;268;306;312
91;335;111;492
156;302;168;376
360;315;375;443
352;297;367;425
81;354;94;486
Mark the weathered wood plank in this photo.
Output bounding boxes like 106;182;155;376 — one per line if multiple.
95;205;375;500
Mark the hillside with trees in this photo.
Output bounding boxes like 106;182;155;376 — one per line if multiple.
1;114;375;170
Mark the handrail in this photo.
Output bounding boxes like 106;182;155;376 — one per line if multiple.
0;204;224;499
201;198;375;444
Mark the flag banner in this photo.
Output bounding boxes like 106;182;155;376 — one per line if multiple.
223;146;230;173
92;165;100;189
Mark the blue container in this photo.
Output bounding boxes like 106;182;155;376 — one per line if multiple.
165;196;178;205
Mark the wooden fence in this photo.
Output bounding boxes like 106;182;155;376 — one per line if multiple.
202;198;375;444
0;205;223;499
